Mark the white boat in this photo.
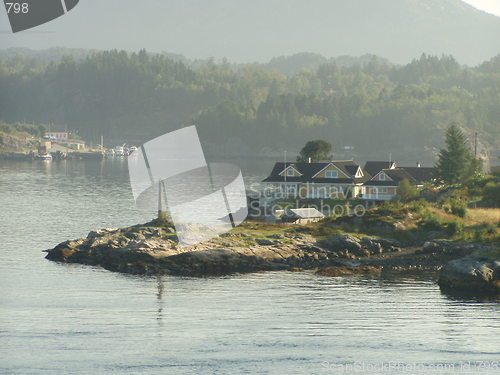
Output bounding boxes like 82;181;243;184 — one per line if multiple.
113;146;126;156
35;153;53;160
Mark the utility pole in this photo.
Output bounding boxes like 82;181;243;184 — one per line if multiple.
474;132;478;158
284;150;287;197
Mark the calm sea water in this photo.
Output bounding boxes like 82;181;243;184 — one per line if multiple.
0;160;499;375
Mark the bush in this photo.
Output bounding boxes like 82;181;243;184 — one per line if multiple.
422;213;444;231
474;229;487;242
446;221;463;235
397;178;418;202
450;199;467;218
409;200;429;215
485;225;497;235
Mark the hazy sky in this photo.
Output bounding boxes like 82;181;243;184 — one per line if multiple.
462;0;500;17
0;0;498;65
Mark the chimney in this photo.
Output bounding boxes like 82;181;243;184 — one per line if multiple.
417;162;421;168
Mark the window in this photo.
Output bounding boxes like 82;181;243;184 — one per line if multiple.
376;187;388;194
281;184;297;194
355;168;363;178
287;168;295;176
379;173;386;181
325;170;338;178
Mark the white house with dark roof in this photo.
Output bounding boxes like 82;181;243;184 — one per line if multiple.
360;168;416;200
263;158;435;202
360;165;435;201
262;160;370;199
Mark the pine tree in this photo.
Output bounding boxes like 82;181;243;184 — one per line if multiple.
435;124;478;185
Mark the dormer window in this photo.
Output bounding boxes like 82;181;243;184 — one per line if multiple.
379;173;386;181
325;170;338;178
281;165;302;177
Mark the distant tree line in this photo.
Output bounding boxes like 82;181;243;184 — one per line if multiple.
0;51;498;163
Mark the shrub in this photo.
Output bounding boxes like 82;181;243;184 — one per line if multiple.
474;229;487;242
409;200;429;215
485;225;497;235
422;213;444;231
446;221;463;235
397;178;418;202
450;199;467;218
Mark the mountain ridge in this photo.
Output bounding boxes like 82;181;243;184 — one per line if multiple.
0;0;498;65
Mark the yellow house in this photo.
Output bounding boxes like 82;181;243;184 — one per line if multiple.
262;160;370;199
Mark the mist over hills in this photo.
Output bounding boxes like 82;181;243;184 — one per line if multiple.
1;48;499;171
1;0;499;171
0;0;499;65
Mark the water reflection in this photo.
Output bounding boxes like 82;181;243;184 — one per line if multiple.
156;275;164;326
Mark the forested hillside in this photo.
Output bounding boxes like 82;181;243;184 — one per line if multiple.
0;50;499;166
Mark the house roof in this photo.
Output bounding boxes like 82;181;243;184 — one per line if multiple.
363;161;396;177
283;208;325;219
262;161;370;184
399;167;435;183
364;168;417;186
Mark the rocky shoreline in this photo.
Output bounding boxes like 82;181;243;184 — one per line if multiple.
44;223;499;296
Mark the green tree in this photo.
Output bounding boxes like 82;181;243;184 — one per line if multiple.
397;178;418;201
297;140;332;162
435;124;479;185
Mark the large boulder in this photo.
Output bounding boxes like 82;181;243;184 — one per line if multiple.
438;256;500;295
323;234;401;257
324;234;362;252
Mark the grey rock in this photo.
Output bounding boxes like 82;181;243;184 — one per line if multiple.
87;228;117;239
325;234;362;252
255;238;275;246
268;233;285;239
438;256;499;295
423;241;441;253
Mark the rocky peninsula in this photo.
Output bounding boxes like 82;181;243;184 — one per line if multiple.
44;220;499;296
